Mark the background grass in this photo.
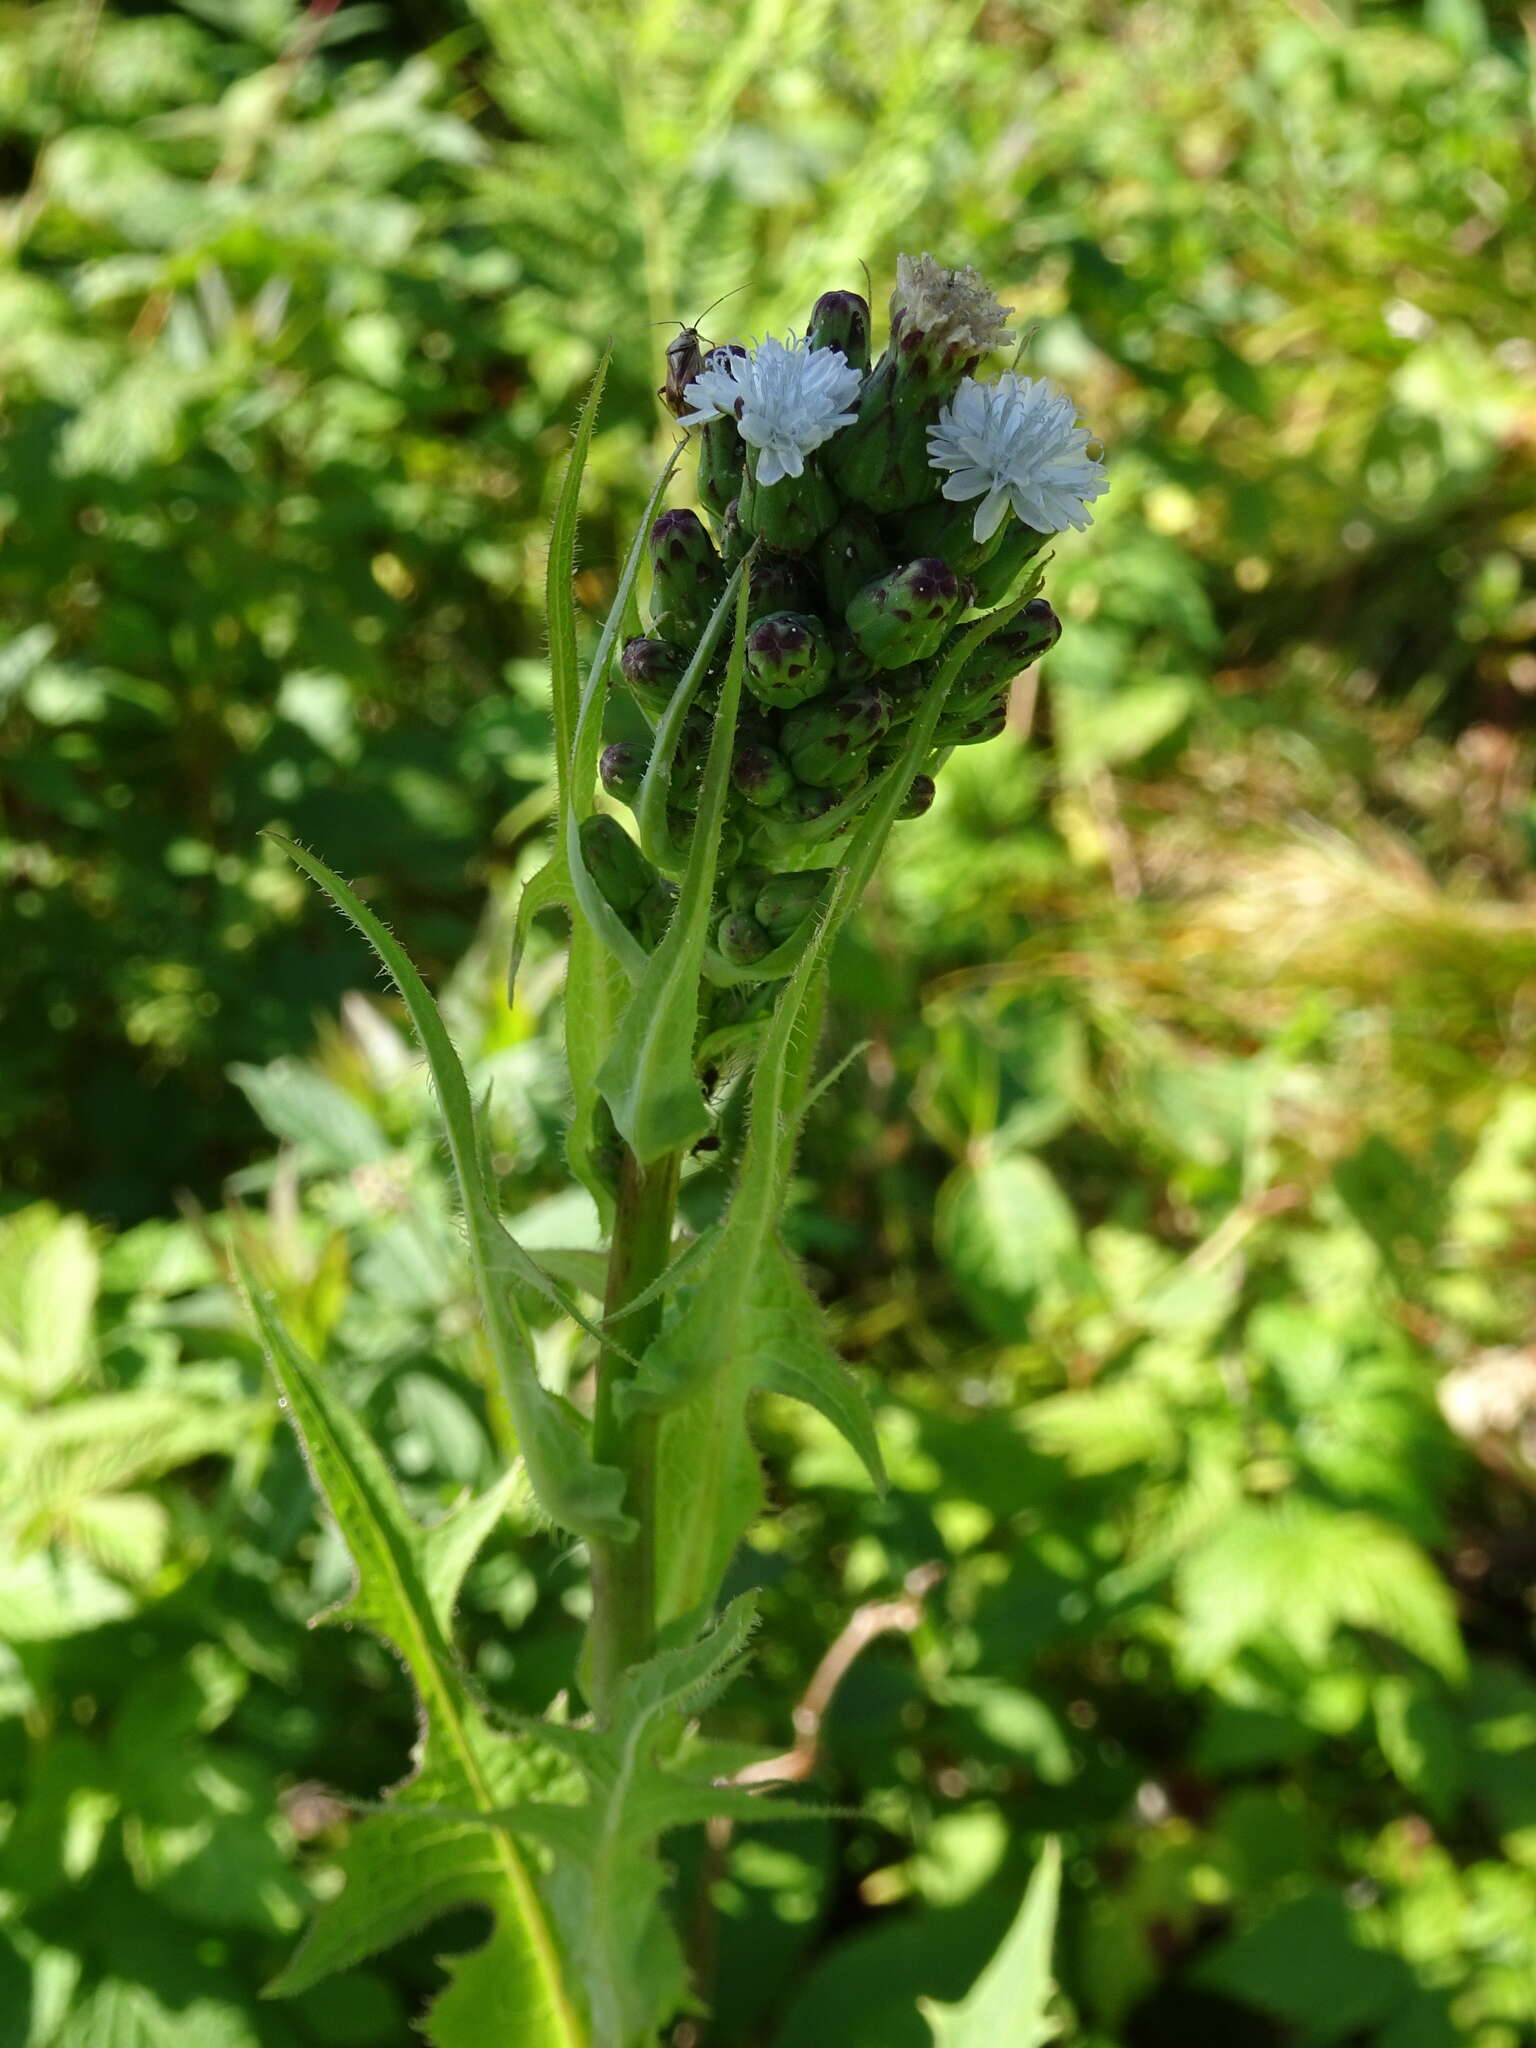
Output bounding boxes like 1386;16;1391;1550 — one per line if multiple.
2;2;1534;2043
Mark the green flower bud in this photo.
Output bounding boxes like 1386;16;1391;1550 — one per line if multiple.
732;741;794;808
944;597;1062;699
937;688;1009;748
746;611;835;709
879;662;926;700
620;635;687;716
633;877;679;948
724;865;771;914
579;814;656;918
816;506;888;619
717;909;774;966
755;868;834;940
831;636;878;687
717;820;745;872
846;557;963;668
779;782;842;828
719;494;749;566
808;289;872;373
895;494;1007;577
968;518;1051;609
825;256;1012;514
706;981;771;1033
599;740;647;806
740;453;838;553
648;507;726;639
899;772;937;819
695;348;747;519
747;546;812;618
782;684;889;788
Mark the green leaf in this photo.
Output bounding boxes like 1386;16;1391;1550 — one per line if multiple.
469;1598;824;2048
240;1266;584;2047
266;833;631;1543
1193;1889;1414;2040
646;1237;887;1628
1176;1499;1467;1684
0;1213;98;1401
597;572;748;1161
544;356;610;822
935;1153;1080;1339
918;1839;1062;2047
53;1980;262;2048
507;852;573;1004
227;1059;390;1171
1374;1676;1465;1824
0;1539;136;1640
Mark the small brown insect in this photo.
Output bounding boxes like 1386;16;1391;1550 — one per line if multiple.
655;288;748;418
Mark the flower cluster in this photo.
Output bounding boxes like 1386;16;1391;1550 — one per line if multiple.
586;256;1106;991
679;333;862;486
927;372;1108;541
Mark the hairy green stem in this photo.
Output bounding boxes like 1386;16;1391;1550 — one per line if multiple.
588;1145;682;1720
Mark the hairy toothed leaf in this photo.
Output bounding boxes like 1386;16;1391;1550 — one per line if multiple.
597;576;749;1162
238;1270;584;2048
918;1839;1062;2047
647;1237;886;1629
565;912;631;1218
266;835;631;1543
423;1599;824;2048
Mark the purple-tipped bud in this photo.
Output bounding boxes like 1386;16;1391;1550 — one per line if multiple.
620;636;687;716
951;598;1062;696
899;773;937;820
648;507;726;638
780;782;842;827
808;290;871;373
747;547;811;617
732;742;794;808
846;557;963;668
781;685;889;788
745;611;834;709
599;740;647;806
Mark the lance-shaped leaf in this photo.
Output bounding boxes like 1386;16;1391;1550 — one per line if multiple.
266;834;632;1544
507;851;573;1007
633;560;749;875
918;1838;1063;2047
563;452;683;987
596;577;749;1163
239;1269;586;2048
